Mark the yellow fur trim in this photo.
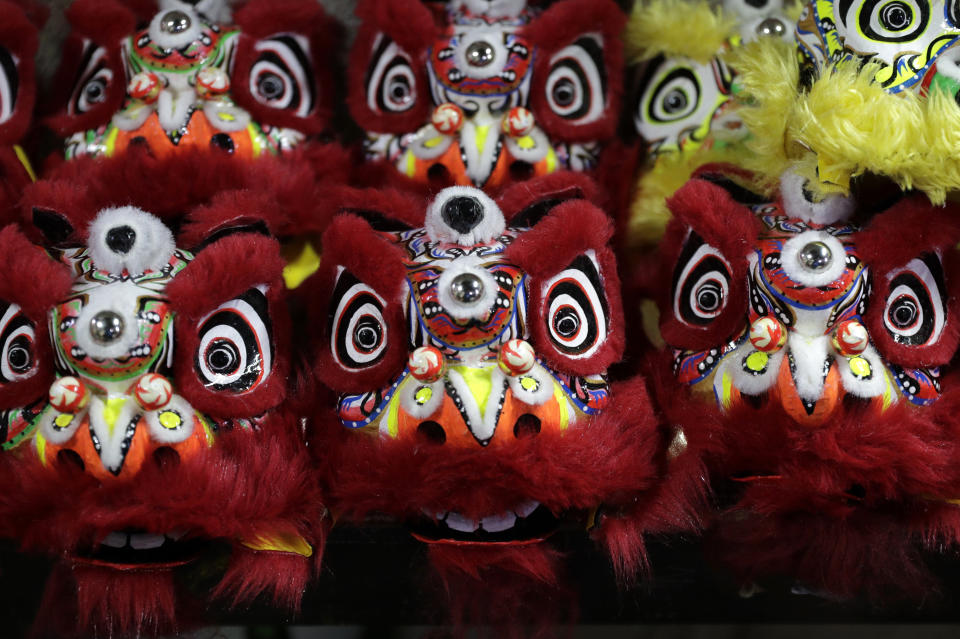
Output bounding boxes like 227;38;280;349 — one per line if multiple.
732;38;960;203
628;145;753;247
625;0;737;64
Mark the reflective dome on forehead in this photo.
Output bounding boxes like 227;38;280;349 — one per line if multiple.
795;0;960;93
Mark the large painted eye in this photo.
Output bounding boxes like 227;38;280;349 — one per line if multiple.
366;36;416;114
0;302;35;384
543;254;608;358
672;231;732;327
249;34;317;118
0;46;18;126
646;68;701;124
69;41;113;115
330;270;388;370
195;287;273;392
856;0;928;42
544;35;606;124
883;254;946;346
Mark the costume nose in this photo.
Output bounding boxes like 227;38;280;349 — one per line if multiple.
105;225;136;255
441;196;484;235
90;310;125;345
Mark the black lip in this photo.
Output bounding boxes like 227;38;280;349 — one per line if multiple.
409;504;559;544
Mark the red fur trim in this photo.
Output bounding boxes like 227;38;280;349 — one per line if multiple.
325;377;660;522
859;196;960;367
594;412;711;584
24;143;349;244
525;0;625;142
495;170;601;223
308;183;429;231
0;417;321;562
658;177;760;351
74;563;179;638
166;234;289;417
0;1;39;145
347;0;436;134
311;214;410;393
212;545;312;611
712;492;945;601
0;147;32;225
429;543;576;631
506;199;624;374
42;0;132;135
231;0;339;134
0;226;72;409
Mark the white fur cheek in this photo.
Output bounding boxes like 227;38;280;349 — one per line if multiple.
144;395;197;444
834;345;891;400
436;259;499;321
87;207;176;276
787;333;831;402
780;169;855;225
38;404;87;445
780;231;847;288
399;378;445;419
507;363;555;407
504;128;550;163
426;186;505;245
724;343;785;397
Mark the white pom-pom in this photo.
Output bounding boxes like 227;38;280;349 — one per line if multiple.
426;186;505;246
87;207;175;276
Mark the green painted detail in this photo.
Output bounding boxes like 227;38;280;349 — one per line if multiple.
2;409;41;451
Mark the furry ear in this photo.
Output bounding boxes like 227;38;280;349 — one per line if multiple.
0;0;41;145
230;0;339;135
0;225;73;410
525;0;625;142
658;176;761;350
506;199;624;374
42;0;133;136
311;214;409;394
165;234;290;418
497;171;598;227
347;0;436;135
859;196;960;368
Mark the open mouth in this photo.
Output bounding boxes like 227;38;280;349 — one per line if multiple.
410;500;559;544
75;529;207;569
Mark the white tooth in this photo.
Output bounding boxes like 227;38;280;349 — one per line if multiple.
514;500;539;518
101;532;129;548
166;529;187;541
480;512;517;533
445;512;480;533
421;508;448;521
129;533;166;550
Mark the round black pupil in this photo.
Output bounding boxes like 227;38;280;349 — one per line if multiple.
85;81;105;101
553;80;575;106
355;319;381;350
555;310;579;337
698;283;721;311
882;3;910;30
389;78;410;101
665;89;688;114
208;343;237;372
259;73;284;99
7;340;30;371
892;300;917;326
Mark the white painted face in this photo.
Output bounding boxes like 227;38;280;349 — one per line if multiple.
633;54;736;156
796;0;960;93
450;0;529;19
